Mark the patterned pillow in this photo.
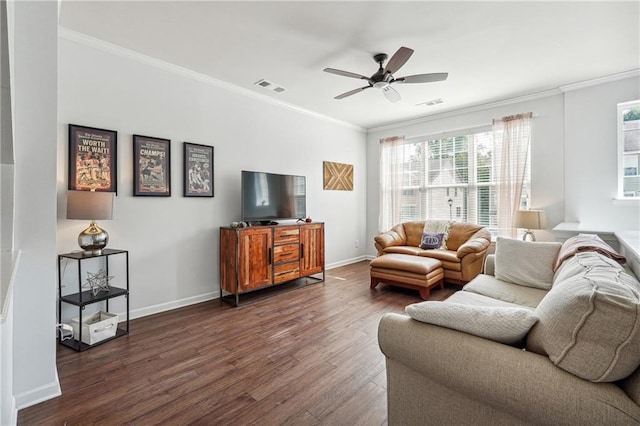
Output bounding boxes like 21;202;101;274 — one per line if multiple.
423;220;452;249
420;232;444;249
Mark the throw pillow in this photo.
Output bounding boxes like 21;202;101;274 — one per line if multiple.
420;232;444;249
494;237;561;290
527;252;640;382
406;301;537;345
422;220;452;249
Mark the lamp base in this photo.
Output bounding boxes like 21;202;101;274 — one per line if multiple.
78;220;109;255
522;230;536;242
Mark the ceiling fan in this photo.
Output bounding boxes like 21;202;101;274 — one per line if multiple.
323;46;448;103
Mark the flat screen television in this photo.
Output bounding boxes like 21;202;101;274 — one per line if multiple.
241;170;306;223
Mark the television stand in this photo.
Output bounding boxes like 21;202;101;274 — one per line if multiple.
220;222;325;306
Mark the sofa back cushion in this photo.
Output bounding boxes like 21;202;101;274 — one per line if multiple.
402;221;428;247
447;222;484;251
526;252;640;382
396;221;488;252
494;238;561;290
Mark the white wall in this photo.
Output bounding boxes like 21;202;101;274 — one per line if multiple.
564;77;640;229
365;75;640;255
11;0;60;410
57;34;367;321
366;93;565;254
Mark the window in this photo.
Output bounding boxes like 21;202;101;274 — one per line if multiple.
618;100;640;199
380;125;531;235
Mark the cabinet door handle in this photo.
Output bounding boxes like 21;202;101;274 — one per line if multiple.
268;248;272;265
300;243;304;259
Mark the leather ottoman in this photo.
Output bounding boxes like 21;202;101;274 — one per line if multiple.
370;253;444;299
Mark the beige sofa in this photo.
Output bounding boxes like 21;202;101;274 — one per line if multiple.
378;236;640;425
374;221;491;285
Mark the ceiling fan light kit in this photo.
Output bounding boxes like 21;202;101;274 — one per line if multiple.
323;46;448;103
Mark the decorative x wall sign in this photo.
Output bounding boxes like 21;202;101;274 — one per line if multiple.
323;161;354;191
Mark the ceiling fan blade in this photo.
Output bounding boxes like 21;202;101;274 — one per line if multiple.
395;72;449;84
324;68;370;81
381;85;401;103
384;46;414;74
335;86;371;99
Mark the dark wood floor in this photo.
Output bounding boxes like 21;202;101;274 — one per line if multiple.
18;261;457;426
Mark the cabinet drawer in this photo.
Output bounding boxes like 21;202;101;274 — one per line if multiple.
274;226;299;244
274;262;300;283
273;243;300;263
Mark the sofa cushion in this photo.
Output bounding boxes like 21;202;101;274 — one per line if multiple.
406;301;537;345
422;220;452;249
383;245;423;256
527;252;640;382
463;274;548;308
417;249;459;264
494;237;561;290
420;232;444;249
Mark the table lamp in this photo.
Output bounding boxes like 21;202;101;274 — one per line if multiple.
514;209;546;241
67;190;114;255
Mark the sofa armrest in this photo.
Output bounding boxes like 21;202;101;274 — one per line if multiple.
373;224;406;255
456;234;490;259
378;313;640;424
484;253;495;276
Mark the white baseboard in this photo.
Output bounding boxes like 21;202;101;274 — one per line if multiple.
326;255;371;269
117;257;372;321
129;291;219;320
2;395;17;426
14;377;61;410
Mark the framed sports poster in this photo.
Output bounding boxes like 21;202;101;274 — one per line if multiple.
68;124;117;192
183;142;214;197
133;135;171;196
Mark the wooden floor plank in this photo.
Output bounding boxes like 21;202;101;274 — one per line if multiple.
17;260;457;425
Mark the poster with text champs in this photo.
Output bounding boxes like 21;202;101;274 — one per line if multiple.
133;135;171;196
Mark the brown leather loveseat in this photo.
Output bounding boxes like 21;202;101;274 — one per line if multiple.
374;221;492;285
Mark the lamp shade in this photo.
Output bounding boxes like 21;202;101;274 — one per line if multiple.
67;190;113;220
514;209;547;230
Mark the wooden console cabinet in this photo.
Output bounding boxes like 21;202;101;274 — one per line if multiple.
220;222;324;305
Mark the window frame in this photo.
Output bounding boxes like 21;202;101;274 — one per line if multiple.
386;125;530;235
617;99;640;202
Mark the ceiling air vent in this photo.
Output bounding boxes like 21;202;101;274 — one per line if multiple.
254;79;286;94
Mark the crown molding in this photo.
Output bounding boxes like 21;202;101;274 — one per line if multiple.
58;27;365;133
559;69;640;92
368;69;640;134
367;88;561;134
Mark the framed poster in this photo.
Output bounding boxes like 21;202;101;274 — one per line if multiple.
133;135;171;196
68;124;117;192
183;142;214;197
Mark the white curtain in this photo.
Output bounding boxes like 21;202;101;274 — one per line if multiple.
379;135;405;232
494;112;533;238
